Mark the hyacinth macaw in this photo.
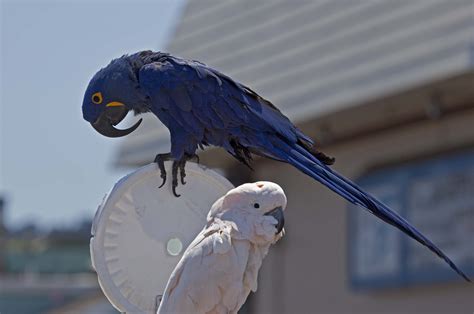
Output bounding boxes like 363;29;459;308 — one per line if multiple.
82;51;469;281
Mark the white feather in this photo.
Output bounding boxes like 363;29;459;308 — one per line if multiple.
157;182;286;314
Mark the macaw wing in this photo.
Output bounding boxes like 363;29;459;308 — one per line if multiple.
138;56;313;151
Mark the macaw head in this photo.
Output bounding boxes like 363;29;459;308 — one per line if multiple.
82;55;148;137
209;181;287;236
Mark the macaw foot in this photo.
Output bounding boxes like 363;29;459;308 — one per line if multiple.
154;153;199;197
154;153;172;189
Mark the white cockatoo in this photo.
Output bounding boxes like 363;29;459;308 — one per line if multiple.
157;181;286;314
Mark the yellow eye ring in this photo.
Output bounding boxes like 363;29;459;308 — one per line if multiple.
92;92;103;104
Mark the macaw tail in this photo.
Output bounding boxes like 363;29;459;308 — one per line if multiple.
267;136;470;282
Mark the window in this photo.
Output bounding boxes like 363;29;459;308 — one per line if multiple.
348;150;474;289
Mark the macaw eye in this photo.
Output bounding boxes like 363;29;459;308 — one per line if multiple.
254;203;260;209
92;92;103;104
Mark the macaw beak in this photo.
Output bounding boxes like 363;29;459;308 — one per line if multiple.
265;206;285;234
91;103;142;138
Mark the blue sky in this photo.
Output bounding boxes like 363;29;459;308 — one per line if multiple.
0;0;185;229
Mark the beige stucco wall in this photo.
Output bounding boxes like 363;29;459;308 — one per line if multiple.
243;107;474;313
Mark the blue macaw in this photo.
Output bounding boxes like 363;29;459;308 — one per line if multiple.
82;51;470;281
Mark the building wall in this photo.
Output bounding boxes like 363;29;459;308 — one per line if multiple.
246;105;474;313
113;0;474;311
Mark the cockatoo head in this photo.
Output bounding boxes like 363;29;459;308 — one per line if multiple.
208;181;287;242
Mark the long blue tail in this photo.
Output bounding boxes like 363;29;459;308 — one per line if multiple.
267;137;470;282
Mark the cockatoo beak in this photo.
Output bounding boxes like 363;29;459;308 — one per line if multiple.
91;104;142;138
264;206;285;234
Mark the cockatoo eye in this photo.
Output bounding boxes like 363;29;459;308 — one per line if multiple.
253;203;260;209
92;92;103;104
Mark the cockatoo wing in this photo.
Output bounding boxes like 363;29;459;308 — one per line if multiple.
158;219;250;314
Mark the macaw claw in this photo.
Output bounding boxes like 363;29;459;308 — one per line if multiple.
171;161;181;197
154;153;171;189
179;160;186;185
154;153;199;198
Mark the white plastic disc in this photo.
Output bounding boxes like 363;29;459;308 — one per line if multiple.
90;162;234;313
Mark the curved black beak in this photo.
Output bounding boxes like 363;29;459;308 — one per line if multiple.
91;105;142;138
265;206;284;234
